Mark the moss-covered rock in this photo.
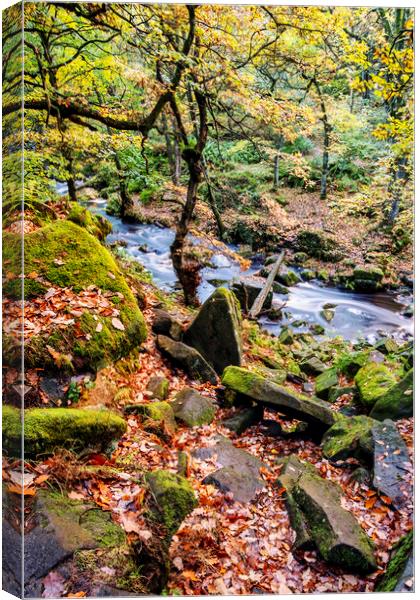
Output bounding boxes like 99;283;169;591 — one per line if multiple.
352;266;384;292
68;202;112;240
321;416;375;463
3;219;147;371
156;335;218;384
146;376;169;400
221;366;340;434
355;363;397;409
125;401;176;436
295;230;343;263
315;368;339;400
146;470;197;537
375;530;413;592
3;405;126;457
171;388;216;427
370;369;413;421
183;287;242;374
275;269;300;287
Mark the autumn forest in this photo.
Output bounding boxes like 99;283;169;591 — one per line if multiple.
2;2;414;597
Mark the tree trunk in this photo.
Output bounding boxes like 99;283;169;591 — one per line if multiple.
315;82;330;201
66;158;77;203
274;155;280;188
171;155;202;306
173;130;182;185
388;156;407;224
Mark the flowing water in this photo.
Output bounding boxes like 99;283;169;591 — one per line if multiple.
61;186;413;343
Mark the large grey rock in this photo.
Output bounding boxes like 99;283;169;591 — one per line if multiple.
197;437;265;503
183;287;242;374
172;388;216;427
279;456;377;572
222;366;339;434
156;335;218;385
371;420;412;510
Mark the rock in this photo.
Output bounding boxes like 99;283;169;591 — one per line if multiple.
322;416;375;463
262;420;308;438
278;456;376;571
375;530;413;592
300;356;326;376
275;268;301;287
321;308;335;322
221;405;263;435
156;335;218;385
349;467;372;485
295;230;343;262
146;375;169;400
146;470;197;537
171;387;216;427
338;351;369;377
317;269;329;282
2;406;126;458
183;287;242;374
355;363;397;409
302;382;315;395
328;385;355;403
125;401;176;435
368;350;386;363
266;307;283;320
292;467;377;572
315;368;339;400
370;369;413;421
301;269;316;281
221;366;339;434
310;323;325;335
199;437;265;502
3;489;125;597
272;282;289;295
231;280;272;312
68;203;112;240
292;252;308;264
152;309;183;341
265;254;280;266
278;326;294;344
352;266;384;292
371;420;412;510
374;337;399;355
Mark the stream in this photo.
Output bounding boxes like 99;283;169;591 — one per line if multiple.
60;185;413;343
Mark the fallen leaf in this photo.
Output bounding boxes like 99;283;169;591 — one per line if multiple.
95;322;103;333
42;571;66;598
111;317;125;331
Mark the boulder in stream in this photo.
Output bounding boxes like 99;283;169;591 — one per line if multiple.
221;366;339;435
352;266;384;292
231;280;272;312
183;287;242;374
279;455;377;572
156;335;218;385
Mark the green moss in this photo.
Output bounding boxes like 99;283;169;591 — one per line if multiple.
322;415;375;462
376;530;413;591
221;366;258;396
146;470;197;537
125;402;176;435
68;202;112;240
370;369;413;421
355;363;397;408
3;219;147;371
38;489;125;551
3;406;126;457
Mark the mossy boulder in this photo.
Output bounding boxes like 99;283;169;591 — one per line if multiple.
295;230;343;263
275;269;300;287
321;416;375;463
3;219;147;371
352;266;384;292
300;356;326;376
171;388;216;427
146;376;169;400
146;470;197;537
183;287;242;374
315;368;339;400
68;202;112;240
355;363;397;409
125;401;176;436
3;406;126;457
375;530;413;592
278;326;294;345
292;470;377;572
301;269;316;281
369;369;413;421
221;366;339;434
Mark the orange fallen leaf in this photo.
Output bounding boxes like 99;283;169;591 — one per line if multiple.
66;592;86;598
365;496;377;509
7;483;36;496
34;474;50;485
